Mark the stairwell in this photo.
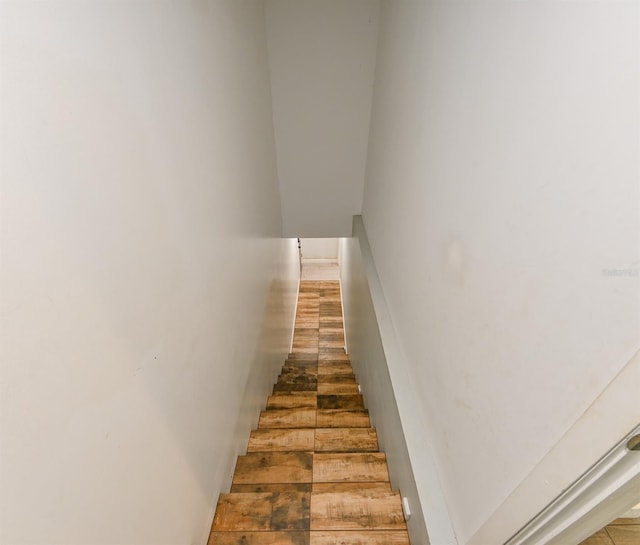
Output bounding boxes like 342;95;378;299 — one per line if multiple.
208;280;411;544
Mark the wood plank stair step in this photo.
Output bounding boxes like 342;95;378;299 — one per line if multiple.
312;482;392;493
317;395;364;410
310;489;405;530
317;383;360;395
313;453;389;483
233;452;313;484
316;410;370;428
248;429;315;452
266;393;317;409
309;530;410;545
318;365;353;375
259;409;317;429
314;429;379;452
209;531;308;545
212;492;310;531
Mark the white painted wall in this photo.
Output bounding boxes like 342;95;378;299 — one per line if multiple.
339;222;455;545
265;0;380;238
361;2;640;544
0;2;299;544
301;238;339;259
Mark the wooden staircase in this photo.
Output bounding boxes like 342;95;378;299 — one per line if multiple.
208;280;410;545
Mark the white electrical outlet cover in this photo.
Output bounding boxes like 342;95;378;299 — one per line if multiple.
402;497;412;520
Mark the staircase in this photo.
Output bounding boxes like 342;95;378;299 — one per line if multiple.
208;280;410;545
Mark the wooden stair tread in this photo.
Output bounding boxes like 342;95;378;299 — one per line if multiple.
259;409;316;429
248;429;315;452
314;429;379;452
267;393;317;409
233;453;313;484
213;492;310;531
309;530;410;545
313;453;389;482
316;410;370;428
310;489;405;530
209;531;308;545
312;482;392;493
317;383;360;395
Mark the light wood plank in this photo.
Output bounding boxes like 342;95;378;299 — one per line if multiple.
233;453;313;484
318;364;353;376
318;352;350;362
310;530;409;545
312;482;392;493
310;489;405;530
320;317;343;328
259;409;316;429
313;453;389;483
267;393;317;409
606;525;640;545
318;383;360;395
300;281;322;292
319;329;345;349
316;410;370;428
315;429;378;452
209;532;308;545
281;367;318;378
213;492;310;531
231;483;311;493
248;429;315;452
293;329;319;351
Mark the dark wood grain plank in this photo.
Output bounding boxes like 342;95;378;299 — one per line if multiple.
233;453;313;484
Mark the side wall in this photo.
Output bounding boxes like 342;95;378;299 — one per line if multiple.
0;2;299;544
339;220;456;545
301;238;339;259
265;0;380;237
361;1;640;544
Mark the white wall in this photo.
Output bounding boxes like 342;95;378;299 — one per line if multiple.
265;0;380;238
301;238;339;259
0;2;299;544
361;2;640;544
339;223;455;545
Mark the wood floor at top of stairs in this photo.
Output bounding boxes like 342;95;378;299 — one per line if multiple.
208;280;410;545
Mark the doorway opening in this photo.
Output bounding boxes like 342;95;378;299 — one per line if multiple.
299;238;340;281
